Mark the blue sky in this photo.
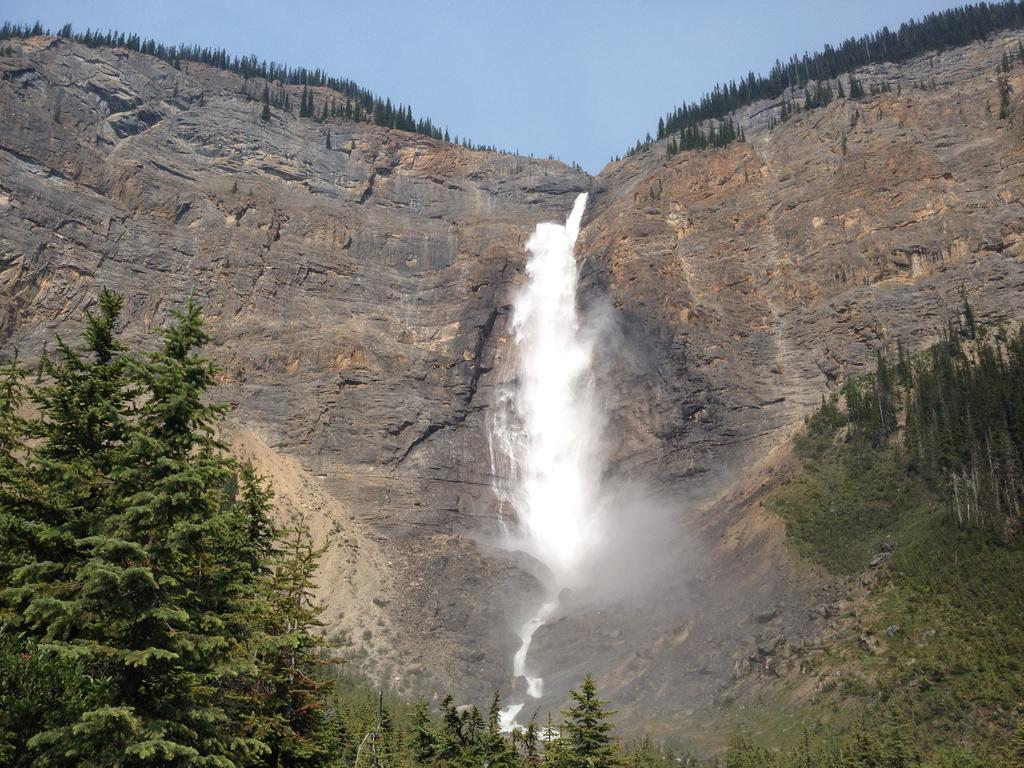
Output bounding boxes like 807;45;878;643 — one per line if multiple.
2;0;966;172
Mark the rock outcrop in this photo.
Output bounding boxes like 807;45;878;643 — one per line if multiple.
3;29;1024;739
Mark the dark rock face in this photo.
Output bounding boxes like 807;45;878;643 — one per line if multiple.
3;30;1024;738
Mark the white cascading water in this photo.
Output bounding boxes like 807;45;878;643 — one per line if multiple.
491;193;605;729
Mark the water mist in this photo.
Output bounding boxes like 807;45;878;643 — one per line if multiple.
490;193;606;728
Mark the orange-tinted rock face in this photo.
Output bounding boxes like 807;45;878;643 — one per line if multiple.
560;31;1024;734
3;30;1024;735
586;36;1024;481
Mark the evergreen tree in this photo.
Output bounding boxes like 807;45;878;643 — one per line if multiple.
261;84;271;121
962;287;977;340
999;75;1013;119
849;74;865;99
376;699;401;767
554;675;617;768
0;353;30;584
722;731;775;768
245;521;334;766
482;691;518;768
541;712;572;768
1;296;250;764
411;697;439;765
874;349;898;437
0;293;344;766
0;632;101;768
439;695;469;763
622;736;678;768
520;710;541;767
1;289;134;645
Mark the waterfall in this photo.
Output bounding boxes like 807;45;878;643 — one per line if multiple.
491;192;603;728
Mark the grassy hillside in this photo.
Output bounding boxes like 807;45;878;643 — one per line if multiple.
742;303;1024;765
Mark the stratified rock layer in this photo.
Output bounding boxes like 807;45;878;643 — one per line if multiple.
2;30;1024;736
558;31;1024;735
0;33;588;702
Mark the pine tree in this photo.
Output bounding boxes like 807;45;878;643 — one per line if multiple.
999;75;1013;119
0;294;332;766
482;691;518;768
555;675;617;768
62;299;262;763
1;289;134;645
541;712;573;768
433;700;488;768
723;731;774;768
411;697;439;765
0;631;100;768
261;84;271;121
849;74;865;99
377;698;401;767
623;735;677;768
245;521;334;766
875;349;898;437
3;298;217;762
0;307;121;764
962;288;977;340
521;711;541;767
439;695;469;762
0;353;30;584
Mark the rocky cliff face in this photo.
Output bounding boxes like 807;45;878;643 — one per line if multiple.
561;30;1024;737
2;30;1024;740
0;33;589;703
